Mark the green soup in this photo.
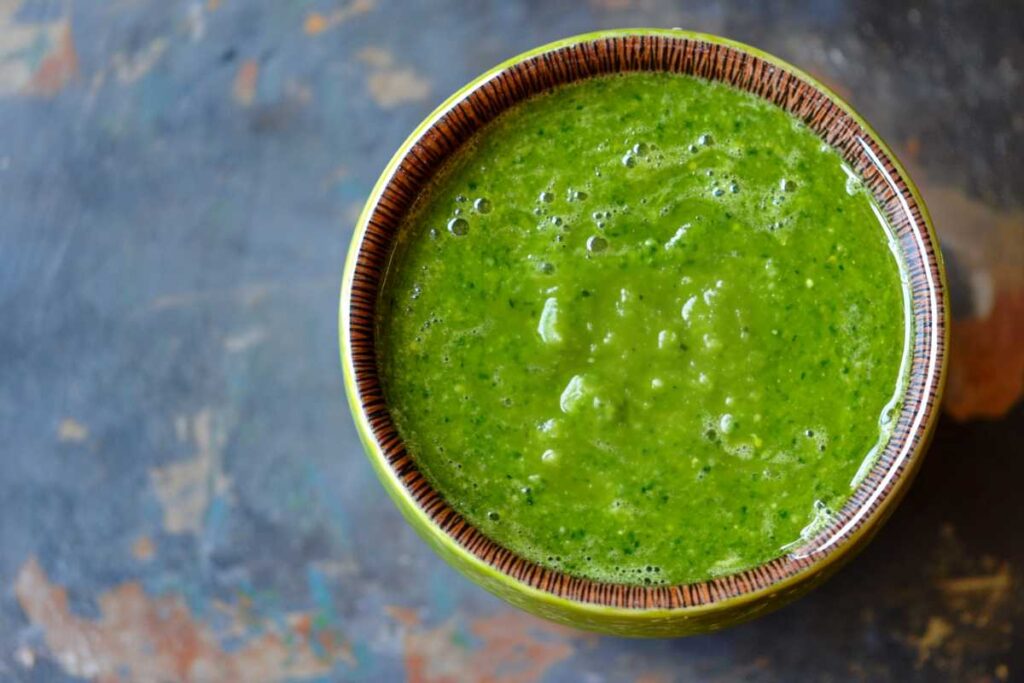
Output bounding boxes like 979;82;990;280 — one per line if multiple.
378;72;908;586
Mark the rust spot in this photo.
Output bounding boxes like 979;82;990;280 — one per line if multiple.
304;13;328;35
385;604;421;627
29;21;77;96
131;536;155;562
303;0;374;35
946;291;1024;421
391;609;578;683
233;60;259;106
14;557;351;681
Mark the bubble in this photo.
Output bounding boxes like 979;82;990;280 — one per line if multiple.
665;224;690;249
681;295;697;321
453;207;463;216
538;297;561;345
688;144;698;153
712;187;725;197
550;215;563;226
559;374;589;413
537;261;554;274
730;182;740;194
780;178;796;192
538;418;558;436
621;152;636;168
568;189;588;202
720;414;735;434
447;217;468;236
473;197;492;214
632;142;649;155
455;194;467;203
541;449;558;462
538;191;554;203
428;227;440;239
586;235;608;253
487;511;500;521
845;176;861;196
410;284;422;299
698;133;713;146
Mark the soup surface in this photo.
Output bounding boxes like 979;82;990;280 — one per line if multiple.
377;72;908;585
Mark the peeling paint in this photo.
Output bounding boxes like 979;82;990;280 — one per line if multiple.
233;59;259;106
0;5;76;97
366;67;430;108
906;168;1024;421
57;418;89;443
947;291;1024;421
131;535;155;562
28;19;77;95
391;608;577;683
303;0;374;35
111;37;169;84
357;46;431;108
14;557;352;681
912;616;954;668
149;409;232;535
224;326;267;352
186;1;206;42
356;45;394;69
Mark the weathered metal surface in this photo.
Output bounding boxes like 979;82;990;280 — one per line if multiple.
1;1;1021;680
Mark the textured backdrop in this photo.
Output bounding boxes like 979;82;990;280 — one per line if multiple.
1;1;1022;681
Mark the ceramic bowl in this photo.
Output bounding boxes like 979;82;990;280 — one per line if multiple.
340;29;949;636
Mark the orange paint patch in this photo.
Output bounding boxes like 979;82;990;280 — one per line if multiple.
946;291;1024;421
14;557;352;682
635;674;672;683
906;169;1024;421
905;136;922;161
303;0;374;35
385;604;421;627
233;60;259;106
304;13;328;35
392;609;578;683
131;536;155;562
29;21;77;96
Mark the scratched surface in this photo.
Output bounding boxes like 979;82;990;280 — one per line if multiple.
1;1;1022;681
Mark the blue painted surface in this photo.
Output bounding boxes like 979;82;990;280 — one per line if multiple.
1;1;1022;681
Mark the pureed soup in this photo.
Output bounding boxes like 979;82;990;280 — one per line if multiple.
377;72;909;586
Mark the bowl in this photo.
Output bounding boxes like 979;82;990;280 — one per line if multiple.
339;29;949;636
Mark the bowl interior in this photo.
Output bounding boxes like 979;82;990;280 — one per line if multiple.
343;30;947;610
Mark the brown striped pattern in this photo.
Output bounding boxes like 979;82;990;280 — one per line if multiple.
345;35;946;609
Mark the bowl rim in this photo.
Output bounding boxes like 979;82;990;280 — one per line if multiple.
340;28;949;621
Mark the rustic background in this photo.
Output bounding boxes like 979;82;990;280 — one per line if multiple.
1;1;1022;681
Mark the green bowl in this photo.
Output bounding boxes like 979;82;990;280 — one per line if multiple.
339;29;949;636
